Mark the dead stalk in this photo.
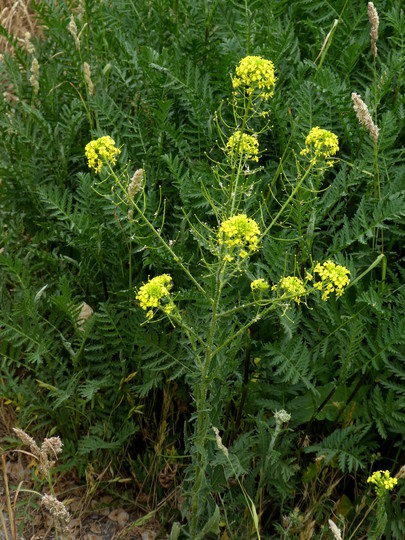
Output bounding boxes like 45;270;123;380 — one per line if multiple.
1;453;18;540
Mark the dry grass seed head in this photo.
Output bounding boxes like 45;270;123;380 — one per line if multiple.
351;92;379;144
368;2;379;57
128;168;143;199
83;61;95;95
41;436;63;459
13;428;63;476
41;493;71;533
328;519;343;540
68;15;80;49
29;56;39;94
13;427;41;458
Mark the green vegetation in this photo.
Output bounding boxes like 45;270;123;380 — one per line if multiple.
0;0;404;538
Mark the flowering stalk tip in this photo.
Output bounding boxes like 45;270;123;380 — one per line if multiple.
300;127;339;167
85;136;120;173
273;261;350;305
251;278;269;293
312;260;350;301
218;214;260;260
136;274;174;320
367;470;398;497
226;131;259;162
232;55;276;100
274;409;291;425
272;276;308;304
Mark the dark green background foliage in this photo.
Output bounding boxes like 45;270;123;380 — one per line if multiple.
0;0;404;537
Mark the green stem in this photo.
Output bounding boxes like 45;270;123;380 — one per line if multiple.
255;423;282;507
260;164;314;240
212;302;277;360
104;165;208;301
191;257;226;534
226;94;254;219
371;54;384;274
136;200;208;298
1;453;17;540
245;0;251;55
218;300;262;317
0;509;10;540
129;217;133;301
347;497;378;540
233;334;251;439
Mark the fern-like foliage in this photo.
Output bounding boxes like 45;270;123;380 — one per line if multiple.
305;425;375;473
0;0;404;535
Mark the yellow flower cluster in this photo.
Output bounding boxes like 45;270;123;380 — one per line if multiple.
367;470;398;497
226;131;259;162
311;260;350;301
218;214;260;260
136;274;174;320
272;276;308;304
232;55;276;100
300;127;339;167
85;136;121;173
251;278;269;292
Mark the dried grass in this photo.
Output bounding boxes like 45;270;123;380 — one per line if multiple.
0;398;15;439
0;0;39;54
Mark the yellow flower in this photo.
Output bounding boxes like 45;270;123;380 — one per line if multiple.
300;127;339;166
136;274;173;320
251;278;269;292
273;276;307;304
232;55;276;100
313;260;350;301
218;214;260;260
226;131;259;162
240;249;248;259
367;470;398;498
85;136;121;173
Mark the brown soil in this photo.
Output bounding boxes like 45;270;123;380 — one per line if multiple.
0;454;167;540
0;403;170;540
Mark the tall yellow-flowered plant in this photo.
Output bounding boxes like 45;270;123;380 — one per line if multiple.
84;54;352;539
